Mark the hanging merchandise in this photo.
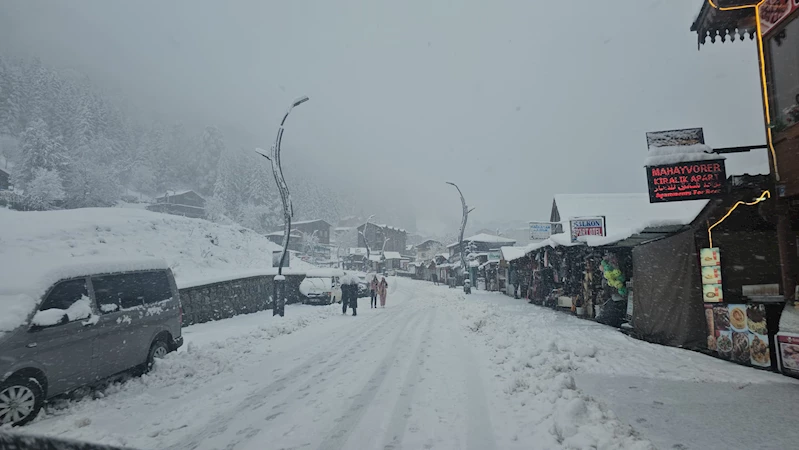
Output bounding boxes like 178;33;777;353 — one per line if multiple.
601;258;628;297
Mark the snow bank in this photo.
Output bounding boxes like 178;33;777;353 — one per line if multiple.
445;290;790;449
644;144;724;166
0;207;316;330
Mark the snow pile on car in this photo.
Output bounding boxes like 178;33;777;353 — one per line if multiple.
0;257;168;333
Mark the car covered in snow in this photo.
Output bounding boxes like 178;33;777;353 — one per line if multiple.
0;258;183;426
298;269;344;305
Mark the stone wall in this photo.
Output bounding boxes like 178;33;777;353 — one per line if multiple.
178;274;306;326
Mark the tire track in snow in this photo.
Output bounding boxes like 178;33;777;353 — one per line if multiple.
456;316;497;450
315;308;431;450
381;306;436;450
171;306;409;450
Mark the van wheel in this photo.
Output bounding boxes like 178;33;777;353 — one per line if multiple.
145;339;170;373
0;376;44;426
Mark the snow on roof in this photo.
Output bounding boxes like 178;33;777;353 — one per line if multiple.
553;193;707;234
446;233;517;248
349;247;368;256
500;246;527;261
368;255;382;262
292;219;331;226
643;144;724;166
383;251;402;260
1;257;169;333
155;189;198;199
503;193;710;259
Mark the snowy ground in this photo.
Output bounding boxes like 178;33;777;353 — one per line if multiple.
11;279;799;449
0;208;313;289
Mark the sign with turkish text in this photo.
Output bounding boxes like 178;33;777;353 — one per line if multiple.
646;128;704;149
569;217;606;243
646;159;727;203
529;222;553;240
760;0;799;35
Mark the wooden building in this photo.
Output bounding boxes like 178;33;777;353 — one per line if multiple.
692;1;799;304
147;190;206;219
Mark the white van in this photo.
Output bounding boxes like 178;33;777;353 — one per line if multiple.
299;269;344;305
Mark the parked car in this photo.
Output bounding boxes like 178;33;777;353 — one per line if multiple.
299;269;344;305
0;260;183;426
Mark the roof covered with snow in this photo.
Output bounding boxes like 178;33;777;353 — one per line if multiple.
292;219;331;227
446;233;517;248
383;251;402;260
500;246;527;261
504;193;709;262
552;193;707;235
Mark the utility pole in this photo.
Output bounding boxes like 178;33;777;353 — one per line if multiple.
256;95;309;317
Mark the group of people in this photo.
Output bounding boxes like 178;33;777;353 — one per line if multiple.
370;275;388;308
341;274;388;316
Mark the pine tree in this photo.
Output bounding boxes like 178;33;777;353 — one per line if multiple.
17;118;66;187
23;167;64;210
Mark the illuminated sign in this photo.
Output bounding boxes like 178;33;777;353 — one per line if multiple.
760;0;799;36
646;160;726;203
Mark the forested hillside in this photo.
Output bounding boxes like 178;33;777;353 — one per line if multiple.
0;55;354;232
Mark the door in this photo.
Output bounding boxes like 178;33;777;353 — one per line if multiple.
91;271;173;377
28;278;98;396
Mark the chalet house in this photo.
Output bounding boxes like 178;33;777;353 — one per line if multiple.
146;190;206;219
356;223;407;254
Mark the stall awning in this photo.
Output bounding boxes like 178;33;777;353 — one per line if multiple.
690;0;756;48
597;225;689;248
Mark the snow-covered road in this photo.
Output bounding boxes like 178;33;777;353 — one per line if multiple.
18;278;799;449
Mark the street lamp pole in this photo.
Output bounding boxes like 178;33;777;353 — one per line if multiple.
256;95;309;317
446;182;474;277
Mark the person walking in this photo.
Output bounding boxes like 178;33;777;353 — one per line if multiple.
345;276;358;316
370;275;378;308
378;277;388;308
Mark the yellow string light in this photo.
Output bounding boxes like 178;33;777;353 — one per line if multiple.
706;0;780;181
708;190;771;247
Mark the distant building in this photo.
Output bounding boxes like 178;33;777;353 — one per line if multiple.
266;230;303;252
447;233;516;260
356;223;407;254
414;239;443;262
289;219;332;245
146;190;206;219
0;167;10;191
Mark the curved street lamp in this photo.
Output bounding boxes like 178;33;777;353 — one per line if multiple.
446;181;475;276
256;95;309;317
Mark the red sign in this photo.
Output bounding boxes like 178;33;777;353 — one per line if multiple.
760;0;799;36
646;160;726;203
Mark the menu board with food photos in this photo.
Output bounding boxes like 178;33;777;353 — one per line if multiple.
778;333;799;377
705;302;771;367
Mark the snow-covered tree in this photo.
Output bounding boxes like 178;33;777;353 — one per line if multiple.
22;167;64;210
16;118;66;187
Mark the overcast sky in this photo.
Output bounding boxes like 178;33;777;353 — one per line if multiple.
0;0;769;236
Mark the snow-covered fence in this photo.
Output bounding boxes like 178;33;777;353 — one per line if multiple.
178;274;306;326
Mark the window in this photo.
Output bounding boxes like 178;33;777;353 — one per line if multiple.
768;15;799;128
40;279;89;311
92;271;172;312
